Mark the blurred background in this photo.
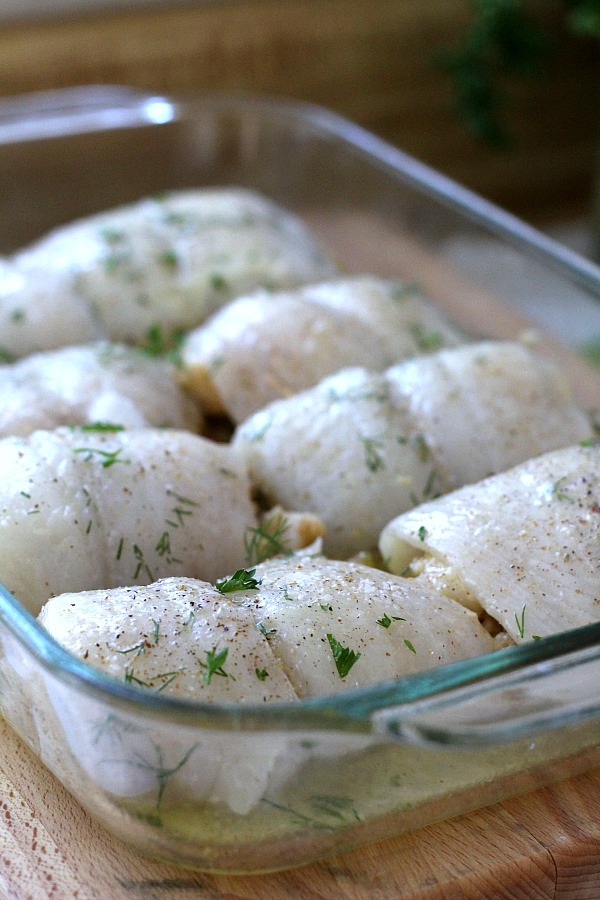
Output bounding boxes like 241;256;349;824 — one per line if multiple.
0;0;598;254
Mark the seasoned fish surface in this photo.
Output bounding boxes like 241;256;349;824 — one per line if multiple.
0;342;201;437
0;428;256;613
180;276;465;422
380;442;600;642
234;342;592;557
1;188;336;357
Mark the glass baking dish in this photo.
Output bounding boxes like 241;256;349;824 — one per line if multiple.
0;86;600;874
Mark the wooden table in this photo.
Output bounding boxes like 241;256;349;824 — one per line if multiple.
0;717;598;898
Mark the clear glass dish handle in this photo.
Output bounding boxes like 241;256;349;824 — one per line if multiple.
0;85;175;143
369;638;600;749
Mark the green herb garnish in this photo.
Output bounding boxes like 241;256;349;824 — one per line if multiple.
73;446;129;468
76;422;125;433
216;568;262;594
327;633;361;678
200;646;232;685
376;613;406;628
515;605;527;639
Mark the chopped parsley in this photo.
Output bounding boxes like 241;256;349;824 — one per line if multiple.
376;613;405;628
216;567;262;594
327;633;361;679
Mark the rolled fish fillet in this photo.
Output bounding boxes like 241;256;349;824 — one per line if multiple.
38;577;298;815
240;556;499;696
379;441;600;643
233;341;592;558
0;188;336;357
386;339;591;488
0;341;201;437
37;557;496;812
179;276;465;423
0;427;323;614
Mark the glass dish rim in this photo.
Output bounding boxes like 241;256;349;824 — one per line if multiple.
2;85;600;295
1;86;600;739
2;581;600;735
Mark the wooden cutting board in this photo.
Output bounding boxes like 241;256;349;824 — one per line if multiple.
0;716;599;899
1;211;600;899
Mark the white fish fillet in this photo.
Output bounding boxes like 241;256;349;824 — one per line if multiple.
0;341;201;437
0;188;336;357
233;342;592;557
379;441;600;642
180;276;464;422
240;556;498;697
37;556;496;812
0;428;257;613
386;341;592;488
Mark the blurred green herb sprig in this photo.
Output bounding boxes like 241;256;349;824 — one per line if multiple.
440;0;600;148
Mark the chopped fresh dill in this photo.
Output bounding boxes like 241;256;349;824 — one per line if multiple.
409;323;444;352
99;227;126;245
165;489;198;528
515;605;526;639
550;476;574;502
155;531;182;565
412;434;430;463
200;646;233;685
209;272;228;291
257;622;276;638
76;421;125;433
124;668;151;687
156;248;179;271
140;323;185;362
133;544;154;581
117;641;147;656
360;435;385;473
244;511;292;565
73;446;130;468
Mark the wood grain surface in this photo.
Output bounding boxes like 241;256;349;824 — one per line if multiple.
0;0;598;225
0;716;598;899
